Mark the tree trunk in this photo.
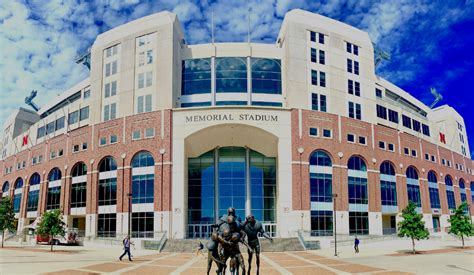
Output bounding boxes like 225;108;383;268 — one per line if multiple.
2;231;4;248
50;235;53;252
411;238;415;254
462;236;464;248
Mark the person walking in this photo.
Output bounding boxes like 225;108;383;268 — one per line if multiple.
354;236;360;253
119;235;133;261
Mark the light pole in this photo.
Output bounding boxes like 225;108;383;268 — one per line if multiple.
332;193;338;256
468;204;472;225
127;193;132;237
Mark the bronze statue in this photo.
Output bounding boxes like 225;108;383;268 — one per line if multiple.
243;214;273;275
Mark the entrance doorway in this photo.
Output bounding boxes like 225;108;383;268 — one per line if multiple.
187;147;276;238
382;215;397;235
432;216;440;233
72;217;86;236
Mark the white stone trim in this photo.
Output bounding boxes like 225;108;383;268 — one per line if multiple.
348;169;367;178
49;180;62;188
99;170;117;180
14;189;23;195
180;93;212;104
27;211;38;218
70;207;86;215
29;184;40;191
132;166;155;176
132;203;154;213
310;202;332;211
309;166;332;174
98;205;117;214
72;175;87;184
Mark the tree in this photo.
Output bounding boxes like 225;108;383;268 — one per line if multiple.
448;202;474;248
36;209;66;252
397;201;429;254
0;197;16;248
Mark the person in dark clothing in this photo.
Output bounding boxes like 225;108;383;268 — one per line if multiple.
119;235;133;261
354;236;360;253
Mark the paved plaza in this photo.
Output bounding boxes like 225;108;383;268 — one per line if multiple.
0;239;473;274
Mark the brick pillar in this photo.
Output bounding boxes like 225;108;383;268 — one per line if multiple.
60;176;68;215
39;179;48;214
333;166;348;211
438;183;449;215
20;184;28;219
420;178;431;214
368;171;381;212
454;186;462;208
118;166;131;213
87;169;97;214
63;176;71;215
396;175;407;210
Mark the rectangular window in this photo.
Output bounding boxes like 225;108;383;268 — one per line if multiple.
319;50;325;64
111;81;117;96
319;72;326;87
105;63;111;77
145;94;152;112
310;31;316;42
402;115;411;129
111;60;117;75
353;45;359;55
347;59;352;73
359;136;366;145
376;88;382;98
381;180;397;206
411;149;417;157
97;213;116;238
82;142;88;150
404;148;409;155
56;117;65;130
348;176;368;204
131;212;154;238
137;96;144;114
407;184;421;207
71;181;87;208
320;95;327;112
146;71;153;87
145;128;155;138
311;93;318;111
447;190;456;209
355;103;362;120
58;149;63;157
110;134;118;144
429;187;441;209
132;130;141;140
347;133;355;143
354;61;359;75
27;190;39;211
388;109;399;123
354;81;360;96
37;126;45;139
146;49;153;64
80;106;89;121
349;212;369;235
413;120;421;132
138;73;145;89
99;137;107;146
103;105;109;121
73;144;80;153
323;129;332;138
348;80;354;95
110;103;116;120
425;153;429;160
47;121;55;134
311;70;318;85
311;48;317;63
309;127;318;137
346;42;352;53
310;211;333;236
379;141;386;150
104;83;110;98
376;105;387;119
319;33;324;44
422;124;430;136
98;178;117;206
46;186;61;210
431;155;435;162
68;111;79;124
84;89;90;99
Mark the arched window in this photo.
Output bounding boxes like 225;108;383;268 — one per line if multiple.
406;166;421;207
459;179;467;204
309;150;333;236
471;182;474;207
13;178;23;213
348;156;368;235
48;168;62;181
71;162;87;208
132;151;155;168
131;151;155;204
2;181;9;193
251;58;282;95
215;57;247;94
47;168;62;210
27;173;41;212
445;175;456;210
427;171;440;209
380;162;397;207
181;58;212;95
97;156;118;237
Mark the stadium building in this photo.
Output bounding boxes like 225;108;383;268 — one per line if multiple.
1;9;473;243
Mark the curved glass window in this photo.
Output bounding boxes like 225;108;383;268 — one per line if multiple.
348;156;368;205
406;166;421;207
2;181;9;193
131;152;154;204
428;171;440;209
250;150;276;223
132;151;155;168
251;58;282;94
182;58;212;95
72;162;87;177
48;168;62;181
380;162;397;206
14;178;23;189
98;157;117;206
445;175;456;209
27;173;41;212
459;179;465;189
348;156;366;171
215;57;247;93
309;151;333;236
71;163;87;208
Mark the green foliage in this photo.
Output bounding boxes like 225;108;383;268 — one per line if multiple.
448;202;474;247
0;197;16;248
36;209;66;251
398;201;430;240
0;197;16;232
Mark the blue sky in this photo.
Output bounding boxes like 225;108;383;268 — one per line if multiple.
1;0;473;158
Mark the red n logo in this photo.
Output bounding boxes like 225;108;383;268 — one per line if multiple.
439;133;446;144
22;135;28;146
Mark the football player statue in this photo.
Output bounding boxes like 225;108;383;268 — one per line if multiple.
243;214;273;275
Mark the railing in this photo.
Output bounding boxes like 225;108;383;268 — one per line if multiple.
382;228;397;235
131;231;154;238
187;224;213;239
263;223;277;237
309;230;333;237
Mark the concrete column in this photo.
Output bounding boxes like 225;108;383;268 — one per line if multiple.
423;213;433;230
335;211;349;234
85;214;97;237
368;212;382;235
